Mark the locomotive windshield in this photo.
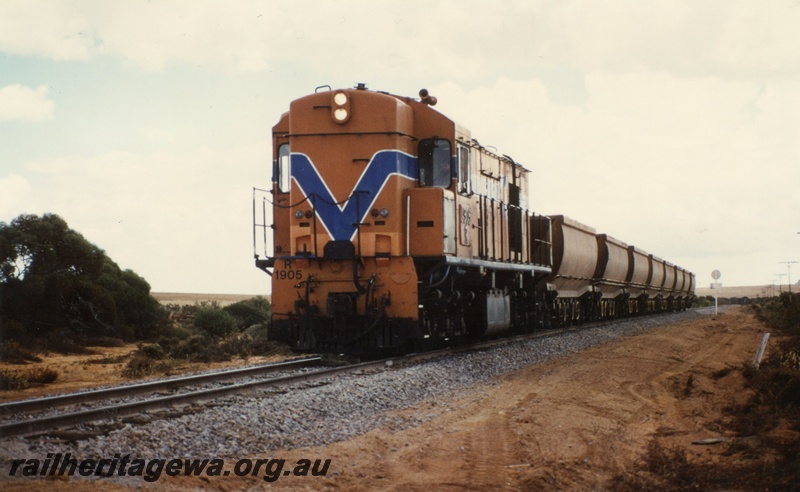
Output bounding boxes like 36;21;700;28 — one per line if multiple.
418;138;451;188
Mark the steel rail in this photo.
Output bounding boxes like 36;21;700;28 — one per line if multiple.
0;356;389;438
0;357;321;417
0;331;573;439
0;310;701;439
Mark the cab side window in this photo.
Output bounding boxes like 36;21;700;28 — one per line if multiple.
457;143;471;194
419;138;451;188
277;143;291;193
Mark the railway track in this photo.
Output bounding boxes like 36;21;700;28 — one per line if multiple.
1;311;706;440
0;357;321;438
0;335;554;439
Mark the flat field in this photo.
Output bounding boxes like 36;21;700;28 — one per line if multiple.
695;284;775;298
151;292;268;306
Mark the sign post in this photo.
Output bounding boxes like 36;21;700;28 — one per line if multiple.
711;270;721;316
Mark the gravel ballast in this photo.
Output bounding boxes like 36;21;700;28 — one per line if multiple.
0;308;723;465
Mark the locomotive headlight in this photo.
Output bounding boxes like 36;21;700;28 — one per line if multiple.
331;90;351;124
333;108;348;121
295;210;304;219
380;208;390;217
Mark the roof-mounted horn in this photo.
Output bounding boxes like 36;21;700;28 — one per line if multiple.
419;88;437;106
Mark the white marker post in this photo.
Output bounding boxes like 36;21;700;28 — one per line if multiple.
711;270;722;316
754;333;770;369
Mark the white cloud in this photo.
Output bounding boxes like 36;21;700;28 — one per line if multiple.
2;1;799;83
713;1;800;75
14;143;271;293
0;174;32;219
87;1;279;72
0;84;55;122
0;1;95;60
426;70;800;287
0;0;283;71
2;1;799;291
140;126;176;143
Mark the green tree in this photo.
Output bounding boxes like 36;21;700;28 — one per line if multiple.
0;213;105;281
0;213;165;347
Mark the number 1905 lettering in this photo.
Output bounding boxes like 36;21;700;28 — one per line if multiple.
276;270;303;280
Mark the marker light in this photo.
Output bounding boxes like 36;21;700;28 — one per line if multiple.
380;208;390;217
295;210;305;219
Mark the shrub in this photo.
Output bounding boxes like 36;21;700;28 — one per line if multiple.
0;340;42;364
136;343;166;360
0;367;59;390
194;308;238;338
169;335;227;363
244;323;269;339
752;293;800;334
121;344;172;378
224;297;271;329
157;324;194;343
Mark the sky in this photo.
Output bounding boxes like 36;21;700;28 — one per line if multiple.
1;0;799;295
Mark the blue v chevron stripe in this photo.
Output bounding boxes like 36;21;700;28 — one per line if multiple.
291;150;418;242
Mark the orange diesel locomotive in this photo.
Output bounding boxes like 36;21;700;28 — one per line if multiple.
254;84;694;354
